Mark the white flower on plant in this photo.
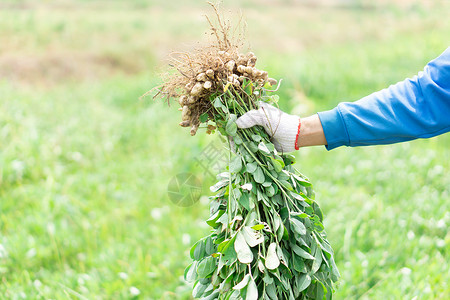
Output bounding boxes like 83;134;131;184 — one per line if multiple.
241;183;252;191
118;272;128;280
151;208;162;220
129;286;140;296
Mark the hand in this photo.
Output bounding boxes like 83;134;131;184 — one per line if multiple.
236;102;301;153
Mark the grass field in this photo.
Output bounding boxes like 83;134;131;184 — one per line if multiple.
0;0;449;299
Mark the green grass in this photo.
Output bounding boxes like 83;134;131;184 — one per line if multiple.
0;1;449;299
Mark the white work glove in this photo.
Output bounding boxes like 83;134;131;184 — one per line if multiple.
236;102;301;153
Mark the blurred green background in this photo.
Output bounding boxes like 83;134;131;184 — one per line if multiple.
0;0;449;299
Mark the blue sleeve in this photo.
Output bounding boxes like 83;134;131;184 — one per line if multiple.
317;47;450;150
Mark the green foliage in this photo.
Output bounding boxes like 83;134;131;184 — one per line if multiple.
185;85;339;299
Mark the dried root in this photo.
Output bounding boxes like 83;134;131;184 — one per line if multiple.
150;2;277;136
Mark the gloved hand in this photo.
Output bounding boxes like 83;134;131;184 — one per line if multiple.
236;101;301;153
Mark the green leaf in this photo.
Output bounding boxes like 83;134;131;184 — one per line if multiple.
242;226;264;247
263;273;274;286
292;173;312;187
251;224;264;230
291;211;309;219
233;274;250;290
284;154;296;165
265;243;280;270
248;194;256;210
210;179;228;193
194;239;206;260
288;289;296;300
230;156;243;173
243;81;253;95
292;254;305;273
258;142;270;154
234;134;243;145
217;211;228;228
277;171;290;181
265;185;275;197
246;163;257;173
218;238;232;253
206;210;224;228
258;260;265;273
280;272;291;291
314;221;324;232
273;214;282;233
253;167;265;184
203;290;220;300
282;226;289;240
190;240;200;259
329;255;341;282
227;290;241;300
205;237;216;255
199;112;209;123
311;246;323;274
272;194;283;205
277;223;285;241
280;207;289;221
294;235;307;246
313;203;324;222
197;256;216;278
238;192;251;211
213;97;223;108
226;114;238;136
251;134;262;142
218;126;227;136
296;274;311;293
193;281;209;298
292;245;315;260
290;218;307;236
257;189;271;207
235;231;253;264
265;143;275;152
184;261;198;282
246;277;258;300
270;158;283;173
219;237;237;265
265;283;277;300
315;281;325;300
262;181;272;187
243;154;254;163
234;187;242;199
318;239;334;257
246;141;259;153
280;180;293;191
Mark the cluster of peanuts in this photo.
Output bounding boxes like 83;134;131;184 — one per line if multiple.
178;51;277;136
222;51;277;88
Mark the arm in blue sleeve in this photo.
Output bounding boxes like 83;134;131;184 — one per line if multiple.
317;47;450;150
